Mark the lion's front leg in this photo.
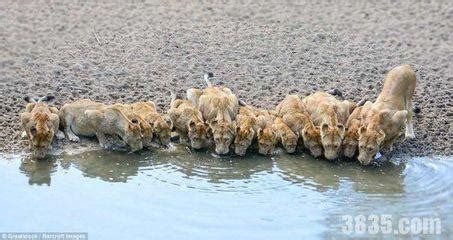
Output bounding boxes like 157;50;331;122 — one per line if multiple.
111;134;127;148
179;132;190;146
95;132;110;149
50;113;65;140
381;136;397;153
60;111;80;142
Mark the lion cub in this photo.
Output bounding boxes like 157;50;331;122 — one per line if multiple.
113;103;153;148
21;96;63;159
186;75;239;155
342;101;372;158
273;117;298;153
234;106;257;156
275;95;323;157
303;92;356;160
59;99;144;152
254;109;278;155
168;93;209;149
128;102;173;147
357;65;416;165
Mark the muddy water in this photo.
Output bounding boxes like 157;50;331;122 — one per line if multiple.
0;147;451;239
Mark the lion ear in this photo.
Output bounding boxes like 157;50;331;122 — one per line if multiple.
345;100;357;114
21;112;31;129
320;123;329;137
337;124;345;137
209;119;218;127
358;126;366;139
145;101;156;109
377;130;385;144
164;115;173;129
392;110;408;125
188;120;196;130
378;109;392;120
257;128;262;137
30;125;37;136
230;122;237;134
206;127;213;138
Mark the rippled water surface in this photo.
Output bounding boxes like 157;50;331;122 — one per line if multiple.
0;146;451;239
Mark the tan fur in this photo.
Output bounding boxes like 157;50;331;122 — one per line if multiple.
129;101;173;146
255;110;278;155
113;103;154;148
187;86;239;155
357;65;416;165
21;103;60;159
276;95;322;157
342;102;373;158
234;106;257;156
59;99;143;152
273;117;298;153
168;98;209;149
303;92;354;160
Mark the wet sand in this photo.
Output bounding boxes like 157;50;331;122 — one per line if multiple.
0;1;452;156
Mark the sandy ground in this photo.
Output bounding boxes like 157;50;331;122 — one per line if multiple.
0;1;451;156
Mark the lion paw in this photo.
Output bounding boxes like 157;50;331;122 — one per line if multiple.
69;135;80;142
405;132;416;139
56;131;65;140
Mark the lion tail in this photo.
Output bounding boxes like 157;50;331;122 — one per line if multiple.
204;72;214;87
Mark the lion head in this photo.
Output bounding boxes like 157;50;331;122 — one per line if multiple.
234;124;255;156
209;119;236;155
301;123;323;158
319;122;345;160
279;129;298;154
21;96;58;159
257;127;278;155
187;120;209;149
357;126;385;165
122;116;144;152
152;115;173;146
342;119;361;158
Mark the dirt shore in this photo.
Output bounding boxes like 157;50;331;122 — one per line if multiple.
0;1;451;156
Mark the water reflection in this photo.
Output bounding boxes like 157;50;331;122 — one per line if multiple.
18;145;406;196
276;153;406;195
19;157;58;186
60;150;148;183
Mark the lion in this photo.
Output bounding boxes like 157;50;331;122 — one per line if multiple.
301;120;323;158
128;101;173;147
357;65;416;165
59;99;143;152
168;92;209;149
186;74;239;155
255;110;278;155
21;96;63;159
303;92;355;160
273;117;298;153
342;101;372;158
112;103;154;148
233;106;257;156
275;95;323;157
